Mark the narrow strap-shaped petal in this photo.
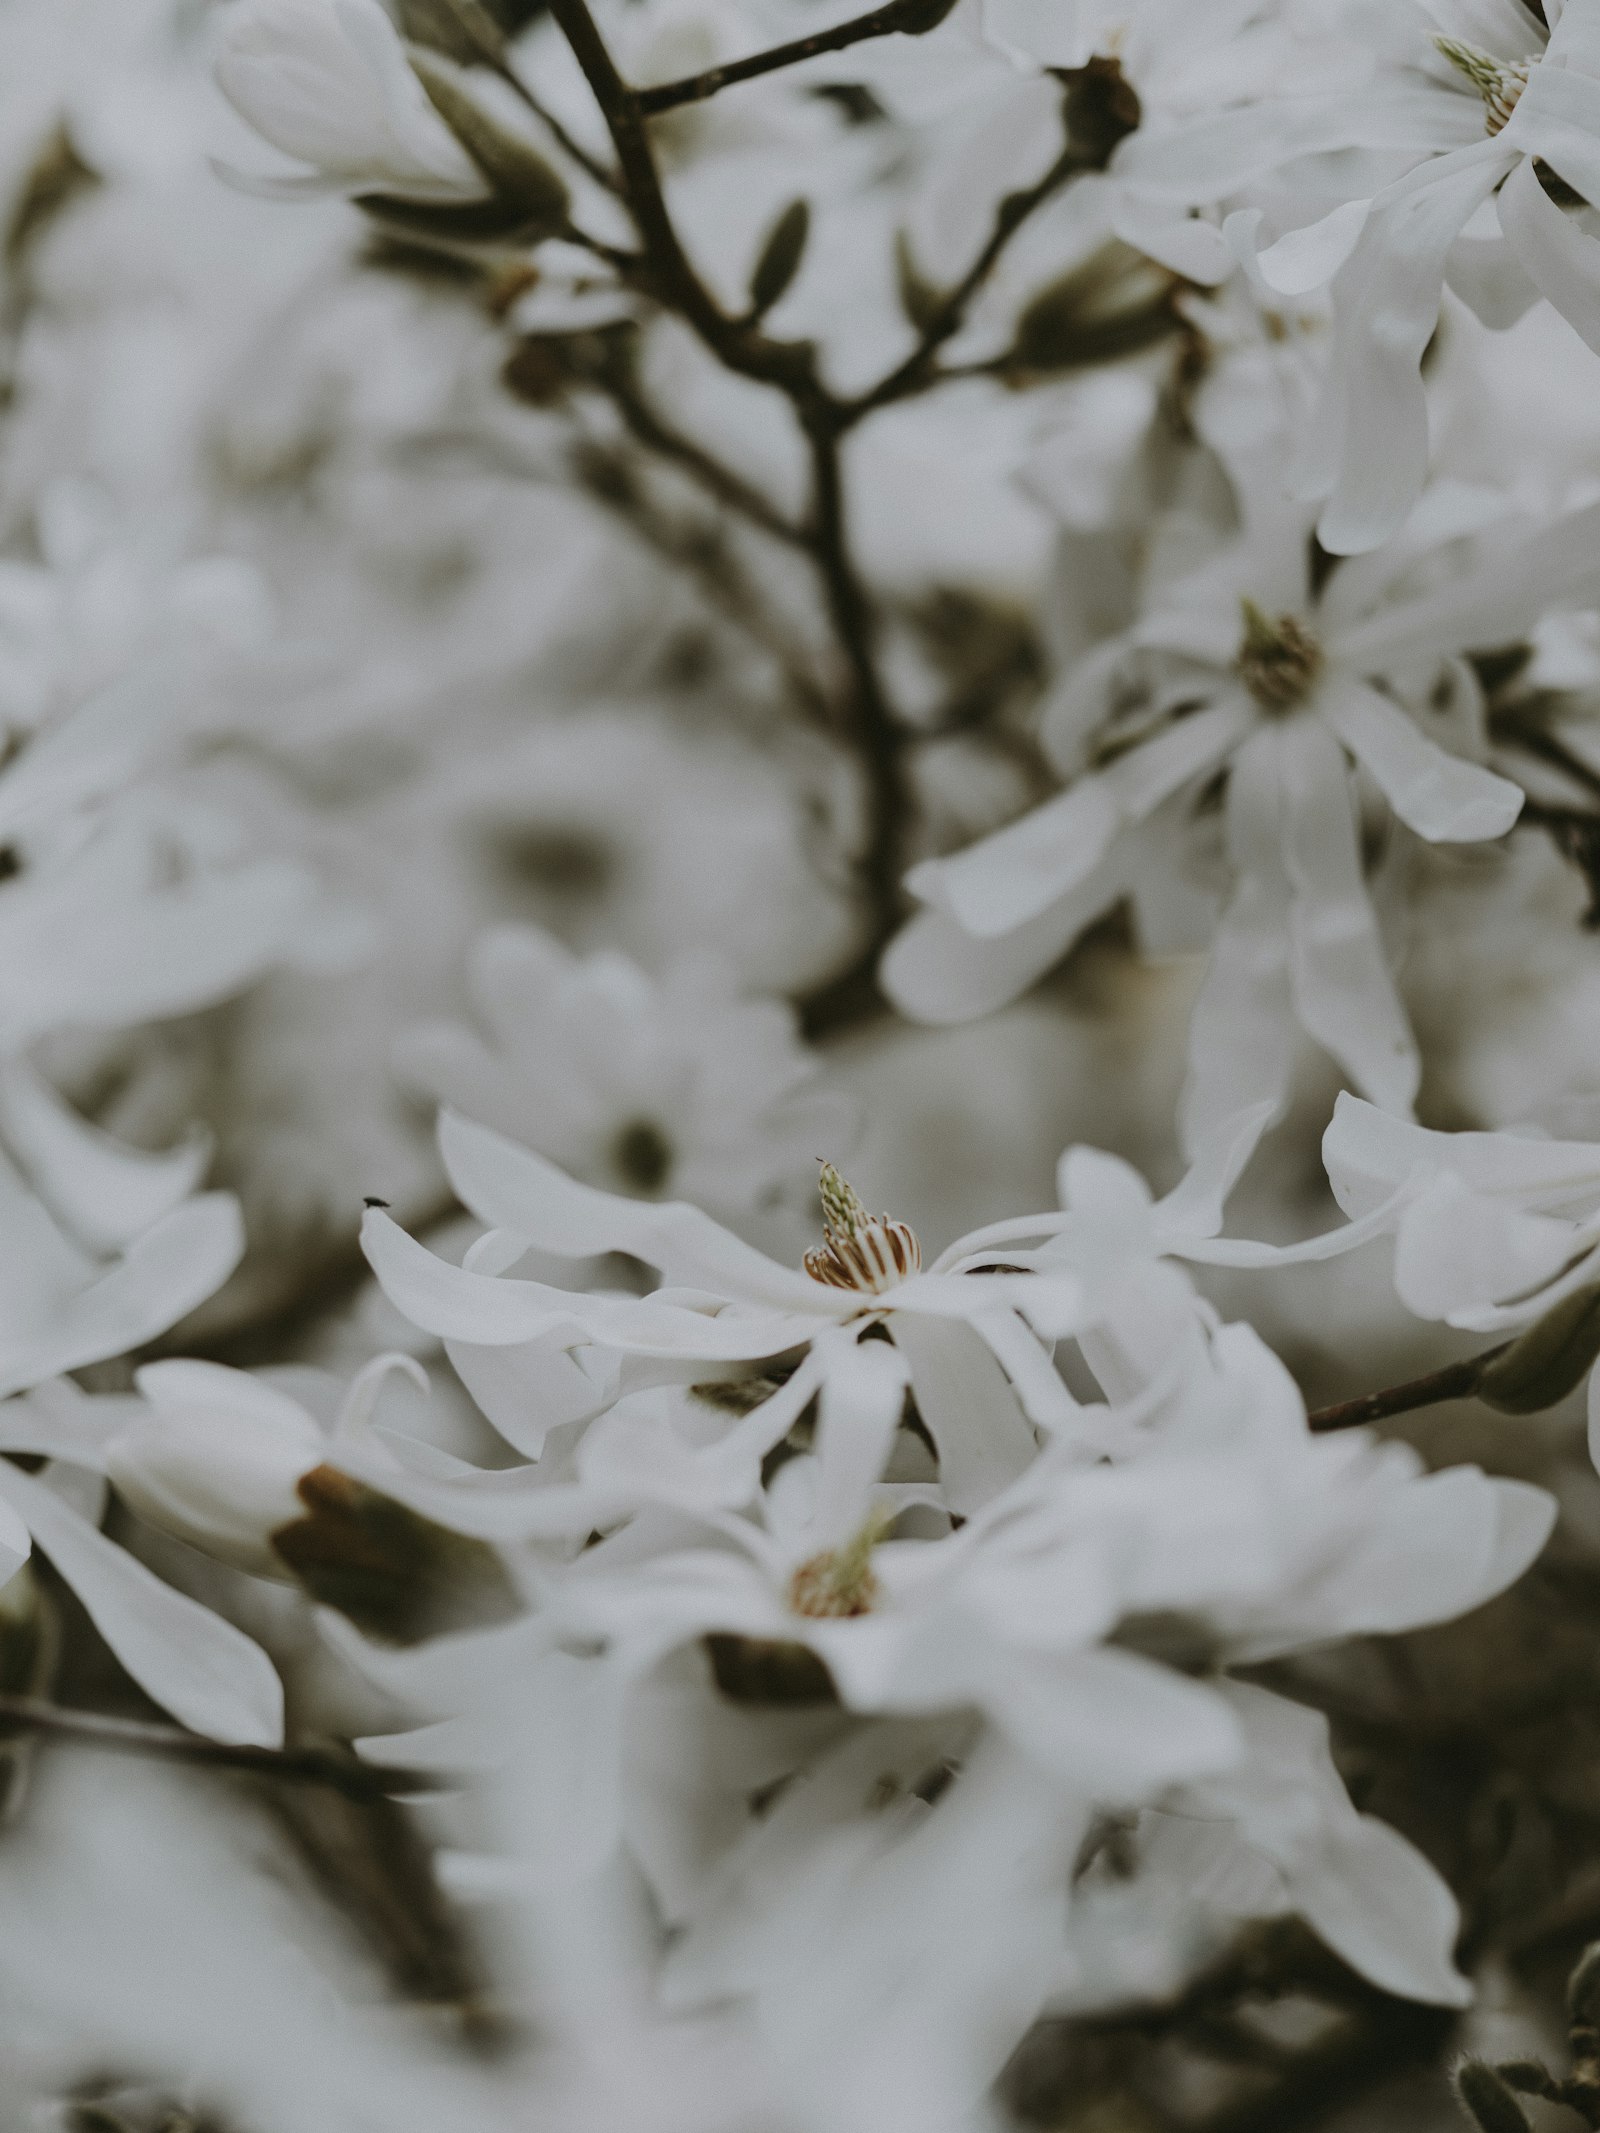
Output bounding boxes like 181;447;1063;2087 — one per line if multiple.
0;1193;245;1402
1179;731;1297;1159
1314;144;1513;555
438;1110;823;1309
1318;677;1523;843
1277;718;1420;1115
890;1313;1038;1517
0;1059;209;1254
881;851;1131;1025
0;1460;284;1746
1496;149;1600;352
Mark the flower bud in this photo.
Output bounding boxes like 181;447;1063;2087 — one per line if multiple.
108;1362;324;1577
215;0;487;202
1477;1283;1600;1414
1452;2060;1533;2133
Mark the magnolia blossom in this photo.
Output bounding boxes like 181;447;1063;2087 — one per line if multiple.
394;924;850;1228
1128;0;1600;549
214;0;488;201
363;1109;1090;1513
362;1319;1551;2060
886;433;1600;1152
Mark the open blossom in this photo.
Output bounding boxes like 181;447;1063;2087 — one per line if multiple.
394;923;851;1230
887;413;1600;1151
214;0;488;201
1128;0;1600;550
368;1317;1551;2059
363;1109;1090;1512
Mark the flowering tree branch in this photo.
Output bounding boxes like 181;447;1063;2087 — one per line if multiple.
634;0;960;117
1306;1347;1511;1433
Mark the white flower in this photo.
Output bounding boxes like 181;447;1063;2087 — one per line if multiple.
214;0;488;202
1129;0;1600;549
363;1110;1090;1513
394;923;850;1228
886;436;1600;1152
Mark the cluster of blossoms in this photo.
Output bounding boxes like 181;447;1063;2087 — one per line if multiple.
12;0;1600;2127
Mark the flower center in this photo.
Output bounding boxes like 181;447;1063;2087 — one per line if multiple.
1235;598;1323;713
788;1513;890;1619
1435;36;1533;135
803;1162;922;1295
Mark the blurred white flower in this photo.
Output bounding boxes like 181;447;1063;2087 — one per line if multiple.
395;922;851;1226
1130;0;1600;549
213;0;488;202
886;421;1600;1152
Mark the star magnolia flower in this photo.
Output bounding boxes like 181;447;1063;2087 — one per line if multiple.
363;1111;1091;1515
1130;0;1600;550
886;449;1600;1153
214;0;489;202
394;924;851;1227
413;1323;1550;2020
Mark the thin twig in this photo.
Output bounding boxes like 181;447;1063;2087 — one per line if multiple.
1305;1346;1508;1433
0;1695;457;1800
635;0;955;116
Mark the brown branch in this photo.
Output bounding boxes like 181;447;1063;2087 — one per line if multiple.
841;58;1142;426
635;0;957;116
0;1695;457;1800
1305;1346;1508;1433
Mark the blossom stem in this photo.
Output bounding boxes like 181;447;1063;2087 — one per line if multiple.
1306;1346;1509;1433
0;1695;455;1800
634;0;958;116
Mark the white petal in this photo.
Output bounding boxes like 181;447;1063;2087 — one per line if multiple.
1179;732;1296;1159
438;1111;821;1309
1318;678;1523;843
0;1194;245;1401
1496;149;1600;354
1315;146;1513;555
1276;719;1419;1115
0;1460;284;1746
881;856;1127;1024
0;1060;209;1253
889;1315;1038;1517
